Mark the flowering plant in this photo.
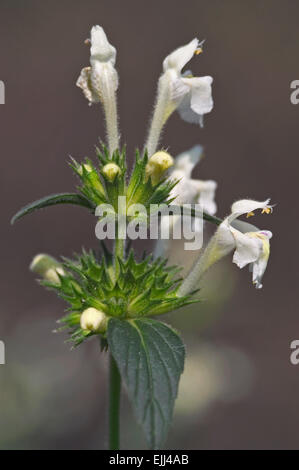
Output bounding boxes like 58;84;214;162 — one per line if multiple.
12;26;274;449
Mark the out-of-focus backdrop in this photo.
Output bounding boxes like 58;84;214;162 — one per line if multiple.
0;0;298;449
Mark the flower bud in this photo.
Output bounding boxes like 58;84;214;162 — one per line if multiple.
30;254;65;284
80;307;107;333
102;163;121;182
76;161;105;197
77;163;93;176
145;151;174;185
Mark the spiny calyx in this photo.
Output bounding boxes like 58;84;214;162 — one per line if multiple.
35;247;198;346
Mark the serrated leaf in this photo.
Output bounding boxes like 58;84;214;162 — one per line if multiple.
11;193;95;224
107;317;185;449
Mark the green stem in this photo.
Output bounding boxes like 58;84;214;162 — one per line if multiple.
164;205;223;226
109;212;124;449
109;353;121;450
115;236;125;259
201;211;222;226
182;206;222;226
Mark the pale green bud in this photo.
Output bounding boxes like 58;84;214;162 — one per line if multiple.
80;307;108;333
77;163;93;176
145;151;174;185
102;163;121;182
30;254;65;284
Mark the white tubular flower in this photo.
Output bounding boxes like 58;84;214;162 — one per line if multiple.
179;199;274;295
76;26;119;154
154;145;217;258
195;180;217;216
169;145;217;213
230;199;273;219
80;307;107;333
163;39;214;126
145;39;213;156
30;254;65;285
169;145;204;204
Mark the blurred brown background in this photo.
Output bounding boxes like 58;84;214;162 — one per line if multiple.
0;0;298;449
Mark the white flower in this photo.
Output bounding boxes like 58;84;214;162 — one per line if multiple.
77;26;118;103
89;25;117;64
154;145;217;257
230;199;273;219
225;199;273;288
179;199;274;294
145;39;213;156
76;26;119;153
195;180;217;216
163;39;213;127
169;145;217;214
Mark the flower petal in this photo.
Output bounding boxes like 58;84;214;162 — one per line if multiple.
169;173;199;204
230;219;259;234
90;25;116;64
177;95;204;125
194;180;217;215
251;258;268;289
163;38;199;73
231;228;263;269
177;76;213;126
173;145;203;177
248;231;272;289
76;67;101;104
189;76;214;114
229;199;272;221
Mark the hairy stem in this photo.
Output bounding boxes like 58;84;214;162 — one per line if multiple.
145;75;173;156
101;68;119;155
108;353;121;450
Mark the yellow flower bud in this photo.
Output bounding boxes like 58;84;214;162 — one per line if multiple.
145;151;174;185
102;163;121;182
30;254;65;284
80;307;108;333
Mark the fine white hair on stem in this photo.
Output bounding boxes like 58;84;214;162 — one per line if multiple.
144;38;213;156
145;75;173;156
98;66;119;154
77;26;119;155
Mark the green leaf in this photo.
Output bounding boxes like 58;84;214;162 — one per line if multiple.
11;193;95;224
166;204;223;226
107;317;185;449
